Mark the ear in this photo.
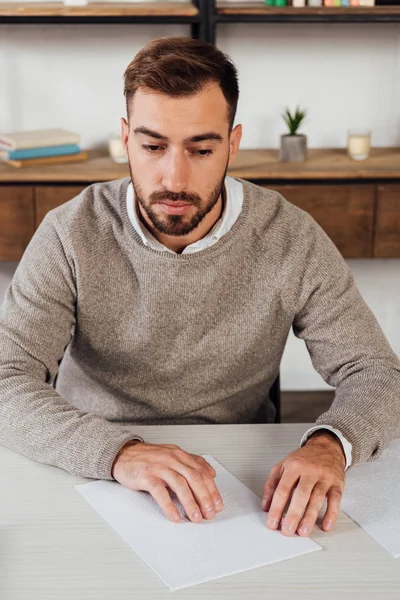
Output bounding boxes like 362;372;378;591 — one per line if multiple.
121;117;129;151
228;124;242;167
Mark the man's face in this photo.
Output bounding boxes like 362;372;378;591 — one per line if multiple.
121;83;241;237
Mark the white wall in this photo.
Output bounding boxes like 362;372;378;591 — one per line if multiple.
2;23;400;147
1;21;399;389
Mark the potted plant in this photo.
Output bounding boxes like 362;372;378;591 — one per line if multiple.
279;106;307;162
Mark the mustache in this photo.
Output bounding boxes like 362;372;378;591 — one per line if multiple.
150;190;201;206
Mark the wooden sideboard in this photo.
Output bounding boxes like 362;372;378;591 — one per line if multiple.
1;147;399;261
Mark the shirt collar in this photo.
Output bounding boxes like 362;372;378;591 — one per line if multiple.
126;176;243;253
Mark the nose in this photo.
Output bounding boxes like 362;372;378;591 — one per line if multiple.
161;149;189;193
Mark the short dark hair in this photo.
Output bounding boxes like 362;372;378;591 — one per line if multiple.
124;36;239;130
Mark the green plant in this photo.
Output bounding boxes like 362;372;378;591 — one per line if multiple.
282;106;307;136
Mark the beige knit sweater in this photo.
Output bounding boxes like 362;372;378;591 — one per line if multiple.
0;177;399;479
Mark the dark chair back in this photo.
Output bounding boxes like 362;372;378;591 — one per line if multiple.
253;374;281;424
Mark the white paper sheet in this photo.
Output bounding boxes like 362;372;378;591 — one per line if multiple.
75;455;321;590
342;438;400;558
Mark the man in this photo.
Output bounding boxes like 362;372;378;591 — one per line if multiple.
1;37;399;539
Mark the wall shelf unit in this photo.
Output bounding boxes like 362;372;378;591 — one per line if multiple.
0;1;203;31
217;3;400;21
1;1;400;40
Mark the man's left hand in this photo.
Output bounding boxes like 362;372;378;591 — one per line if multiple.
262;431;346;537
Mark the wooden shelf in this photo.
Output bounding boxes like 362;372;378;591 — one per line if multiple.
1;1;400;27
228;147;400;180
1;147;399;184
1;1;400;35
0;150;127;183
0;1;199;23
217;2;400;22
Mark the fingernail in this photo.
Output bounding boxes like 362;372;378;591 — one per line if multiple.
214;499;223;511
267;517;278;528
299;524;310;535
172;513;180;522
282;522;295;535
192;510;202;521
325;520;333;530
205;506;215;515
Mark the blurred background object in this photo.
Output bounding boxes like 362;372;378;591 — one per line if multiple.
347;129;371;160
108;133;128;164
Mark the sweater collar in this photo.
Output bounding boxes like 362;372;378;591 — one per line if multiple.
126;177;243;255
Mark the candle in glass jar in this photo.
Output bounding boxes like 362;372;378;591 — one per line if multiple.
347;130;371;161
108;135;128;164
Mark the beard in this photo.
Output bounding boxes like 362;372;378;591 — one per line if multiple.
129;159;229;237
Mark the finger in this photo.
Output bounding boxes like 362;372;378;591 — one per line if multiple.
176;451;216;481
171;451;222;512
322;486;342;532
280;477;317;536
296;483;328;537
262;465;282;511
157;468;204;523
146;478;182;523
198;470;223;512
161;447;217;479
146;448;222;517
186;456;222;512
167;459;218;520
191;454;217;478
266;471;299;530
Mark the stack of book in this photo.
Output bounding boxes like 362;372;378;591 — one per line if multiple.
0;128;88;168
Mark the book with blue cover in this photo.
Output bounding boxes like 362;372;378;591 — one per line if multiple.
0;128;80;151
0;144;80;161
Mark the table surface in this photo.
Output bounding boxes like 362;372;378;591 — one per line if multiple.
1;423;398;599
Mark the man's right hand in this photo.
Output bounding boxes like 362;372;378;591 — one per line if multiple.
111;441;224;523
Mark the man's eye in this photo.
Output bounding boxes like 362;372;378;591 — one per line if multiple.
192;149;213;157
142;145;163;153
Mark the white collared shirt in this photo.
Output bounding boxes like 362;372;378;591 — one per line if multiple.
126;177;353;469
126;176;243;254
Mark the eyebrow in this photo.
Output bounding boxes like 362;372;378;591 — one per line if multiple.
133;126;223;144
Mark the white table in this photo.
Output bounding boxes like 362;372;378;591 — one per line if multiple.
1;423;399;599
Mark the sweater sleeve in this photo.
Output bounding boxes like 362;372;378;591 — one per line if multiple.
0;213;142;480
293;214;400;465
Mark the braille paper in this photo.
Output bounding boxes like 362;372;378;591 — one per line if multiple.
342;438;400;558
75;454;321;590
